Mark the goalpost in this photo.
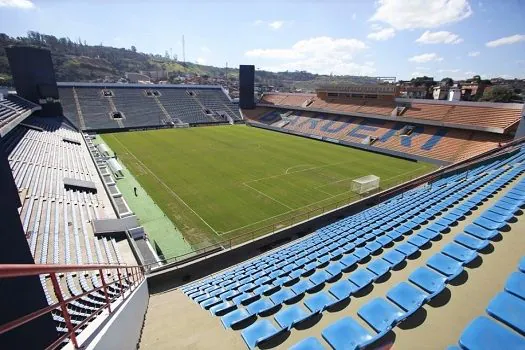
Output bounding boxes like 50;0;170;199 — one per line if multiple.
351;175;380;194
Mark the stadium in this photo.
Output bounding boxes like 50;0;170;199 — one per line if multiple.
1;42;525;350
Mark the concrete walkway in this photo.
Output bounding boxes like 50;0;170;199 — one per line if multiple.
96;135;192;259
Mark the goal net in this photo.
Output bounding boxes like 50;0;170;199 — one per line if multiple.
351;175;380;194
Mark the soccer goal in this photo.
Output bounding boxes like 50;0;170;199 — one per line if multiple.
351;175;380;194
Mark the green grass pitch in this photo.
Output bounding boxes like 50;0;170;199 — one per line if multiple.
102;125;436;253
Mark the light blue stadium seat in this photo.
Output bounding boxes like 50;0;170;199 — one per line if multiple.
274;305;312;330
220;308;253;329
241;319;286;350
454;233;489;251
329;279;357;301
246;299;278;316
382;250;405;267
386;282;427;319
322;317;375;350
289;337;325;350
486;292;525;335
210;301;236;316
442;243;478;264
367;259;390;279
270;288;296;305
464;224;498;240
408;267;446;300
304;291;339;313
458;316;525;350
427;253;464;280
358;298;405;334
349;269;375;289
395;243;418;257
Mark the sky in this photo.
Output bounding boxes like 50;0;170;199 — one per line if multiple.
1;0;524;80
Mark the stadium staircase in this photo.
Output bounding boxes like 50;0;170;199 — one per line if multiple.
153;94;174;125
71;88;86;130
165;145;525;349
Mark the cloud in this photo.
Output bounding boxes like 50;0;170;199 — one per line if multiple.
415;66;430;70
408;53;444;63
253;19;287;30
415;30;463;44
352;13;357;20
245;36;374;75
0;0;35;9
200;46;211;53
486;34;525;47
195;57;207;65
438;68;461;73
367;28;396;41
371;0;472;30
468;51;480;57
268;21;284;30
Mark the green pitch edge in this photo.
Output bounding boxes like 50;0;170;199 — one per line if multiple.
95;136;192;257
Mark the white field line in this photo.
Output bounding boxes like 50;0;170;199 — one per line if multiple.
285;164;311;174
243;182;293;210
220;165;430;235
110;135;221;236
244;160;354;184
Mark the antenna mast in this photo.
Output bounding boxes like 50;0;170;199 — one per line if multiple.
182;35;186;64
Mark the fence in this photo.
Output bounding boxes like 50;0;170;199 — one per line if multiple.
0;263;144;349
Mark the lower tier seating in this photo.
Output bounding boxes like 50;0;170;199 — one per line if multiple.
247;108;512;164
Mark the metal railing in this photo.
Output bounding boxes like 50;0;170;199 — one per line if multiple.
0;263;144;349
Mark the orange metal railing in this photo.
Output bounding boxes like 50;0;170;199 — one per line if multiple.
0;263;144;349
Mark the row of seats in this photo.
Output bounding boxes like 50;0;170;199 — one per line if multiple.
248;108;511;163
180;146;525;349
58;86;241;130
0;95;40;128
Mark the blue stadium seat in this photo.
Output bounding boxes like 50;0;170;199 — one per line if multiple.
454;233;489;251
386;282;427;319
348;269;375;290
322;317;375;350
274;305;313;330
304;291;338;313
486;292;525;335
270;288;296;305
241;319;286;350
358;298;405;334
289;337;325;350
441;243;478;263
426;253;464;280
408;267;446;300
220;308;253;329
329;279;357;301
458;316;525;350
382;250;406;267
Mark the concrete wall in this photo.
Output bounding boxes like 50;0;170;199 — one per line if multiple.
85;281;149;350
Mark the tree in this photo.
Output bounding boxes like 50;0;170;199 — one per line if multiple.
440;77;454;87
480;85;521;102
131;45;136;53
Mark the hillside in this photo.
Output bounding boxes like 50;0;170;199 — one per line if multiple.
0;31;377;91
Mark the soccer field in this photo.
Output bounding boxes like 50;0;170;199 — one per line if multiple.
103;125;436;254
